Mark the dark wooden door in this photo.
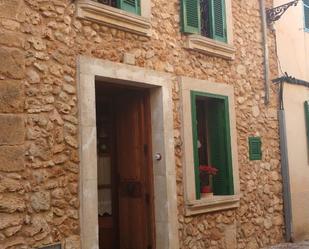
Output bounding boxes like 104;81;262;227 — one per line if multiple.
115;90;154;249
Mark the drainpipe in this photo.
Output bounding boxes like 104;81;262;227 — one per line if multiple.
260;0;270;105
278;81;294;242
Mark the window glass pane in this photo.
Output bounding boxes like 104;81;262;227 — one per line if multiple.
200;0;211;37
305;5;309;29
98;188;112;216
97;98;113;216
196;99;209;165
98;0;117;7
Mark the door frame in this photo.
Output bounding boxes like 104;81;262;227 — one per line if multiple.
77;56;179;249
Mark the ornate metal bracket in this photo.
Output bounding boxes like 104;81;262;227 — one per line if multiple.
266;0;299;24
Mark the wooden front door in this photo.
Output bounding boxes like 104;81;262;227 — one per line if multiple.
97;86;154;249
115;91;154;249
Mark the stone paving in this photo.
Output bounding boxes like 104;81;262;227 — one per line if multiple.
264;241;309;249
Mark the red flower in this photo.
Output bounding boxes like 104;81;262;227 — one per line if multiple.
199;165;218;175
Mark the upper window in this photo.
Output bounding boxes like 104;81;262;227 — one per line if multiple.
181;0;227;42
97;0;141;15
304;0;309;30
76;0;151;36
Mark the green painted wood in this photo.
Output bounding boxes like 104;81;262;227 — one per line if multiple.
304;1;309;30
209;0;227;42
191;92;201;199
118;0;140;15
190;91;234;198
181;0;201;34
208;99;232;195
249;137;262;161
137;0;141;15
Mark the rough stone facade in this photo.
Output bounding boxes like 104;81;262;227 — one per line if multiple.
0;0;283;249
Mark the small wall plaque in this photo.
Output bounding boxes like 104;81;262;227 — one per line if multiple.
37;243;61;249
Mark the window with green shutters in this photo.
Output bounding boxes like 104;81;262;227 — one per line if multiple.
97;0;141;15
191;91;234;199
304;0;309;30
181;0;227;42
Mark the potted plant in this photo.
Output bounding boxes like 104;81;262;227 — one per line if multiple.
199;165;218;198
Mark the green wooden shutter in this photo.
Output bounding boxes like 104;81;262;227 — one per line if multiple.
208;99;233;195
181;0;201;34
249;137;262;160
118;0;140;15
304;0;309;30
304;101;309;148
209;0;227;42
137;0;141;15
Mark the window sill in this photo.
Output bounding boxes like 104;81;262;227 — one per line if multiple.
185;194;240;216
186;35;236;60
76;0;151;36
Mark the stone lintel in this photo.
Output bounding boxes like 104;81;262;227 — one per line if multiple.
76;0;151;36
187;35;236;60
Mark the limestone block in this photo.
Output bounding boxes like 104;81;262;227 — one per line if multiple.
0;0;23;19
0;48;25;79
1;20;20;31
0;213;24;229
65;135;78;148
63;83;76;94
28;37;46;51
0;80;24;113
224;224;237;249
0;146;24;172
30;191;51;212
3;225;22;237
0;32;24;48
28;138;52;161
65;235;80;249
26;69;40;84
0;236;26;249
0;177;23;192
0;114;25;145
0;194;25;213
53;153;68;165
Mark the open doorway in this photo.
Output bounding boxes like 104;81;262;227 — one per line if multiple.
95;83;155;249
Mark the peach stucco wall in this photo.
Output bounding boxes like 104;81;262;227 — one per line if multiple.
275;0;309;241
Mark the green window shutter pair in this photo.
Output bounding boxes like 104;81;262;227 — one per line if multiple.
118;0;141;15
191;92;234;199
181;0;227;42
304;0;309;30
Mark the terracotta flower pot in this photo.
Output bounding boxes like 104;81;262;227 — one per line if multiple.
201;185;212;193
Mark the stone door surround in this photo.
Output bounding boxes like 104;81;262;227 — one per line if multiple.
77;56;179;249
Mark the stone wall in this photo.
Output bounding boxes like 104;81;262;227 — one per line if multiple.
0;0;283;248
